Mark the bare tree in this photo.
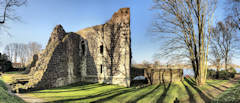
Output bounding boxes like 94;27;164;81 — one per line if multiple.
18;43;28;66
152;0;217;85
142;60;154;85
212;20;239;71
0;0;27;24
210;26;224;78
226;0;240;30
4;44;13;61
27;42;42;57
0;0;27;46
4;42;41;65
153;60;160;69
13;43;19;62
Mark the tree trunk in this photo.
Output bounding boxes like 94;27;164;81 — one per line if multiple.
110;57;113;76
225;57;228;71
195;67;206;85
195;47;207;85
216;65;220;79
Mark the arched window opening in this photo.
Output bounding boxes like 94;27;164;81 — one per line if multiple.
100;45;103;54
100;65;103;73
81;41;85;55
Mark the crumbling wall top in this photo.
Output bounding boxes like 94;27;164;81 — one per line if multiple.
108;8;130;25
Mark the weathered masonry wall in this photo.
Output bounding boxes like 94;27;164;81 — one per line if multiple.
145;69;183;84
12;8;131;92
131;67;183;85
76;8;131;87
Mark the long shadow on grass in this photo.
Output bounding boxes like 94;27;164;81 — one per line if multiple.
181;80;196;103
33;84;105;93
156;69;173;103
92;86;149;103
50;87;128;102
220;85;229;89
156;83;171;103
52;83;107;90
185;78;211;102
126;85;162;103
208;84;224;92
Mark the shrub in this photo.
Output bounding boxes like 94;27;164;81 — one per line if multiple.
219;70;230;80
207;69;236;80
207;69;216;79
229;67;236;78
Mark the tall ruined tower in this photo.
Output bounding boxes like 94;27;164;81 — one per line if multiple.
13;8;131;92
76;8;131;87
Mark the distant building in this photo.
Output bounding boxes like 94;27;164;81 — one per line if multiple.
12;63;23;68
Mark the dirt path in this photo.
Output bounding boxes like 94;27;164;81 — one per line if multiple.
208;75;239;95
181;74;240;103
15;93;45;103
204;74;240;99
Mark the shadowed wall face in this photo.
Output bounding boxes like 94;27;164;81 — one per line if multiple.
76;8;131;87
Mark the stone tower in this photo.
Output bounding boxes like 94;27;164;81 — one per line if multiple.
76;8;131;87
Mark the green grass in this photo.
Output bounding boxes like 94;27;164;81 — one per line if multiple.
1;72;28;84
0;77;25;103
213;81;240;103
3;71;23;74
21;78;230;103
1;71;234;103
0;78;8;90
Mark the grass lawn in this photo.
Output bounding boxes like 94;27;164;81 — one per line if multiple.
1;72;29;84
17;78;231;103
1;72;237;103
213;82;240;103
0;77;25;103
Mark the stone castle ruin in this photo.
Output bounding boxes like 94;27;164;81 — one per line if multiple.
13;8;131;91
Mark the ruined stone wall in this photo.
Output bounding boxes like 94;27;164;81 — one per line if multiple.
35;32;85;89
13;8;131;91
76;8;131;87
13;25;88;91
144;69;183;84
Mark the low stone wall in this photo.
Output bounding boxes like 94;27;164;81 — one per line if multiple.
131;67;183;85
145;69;183;84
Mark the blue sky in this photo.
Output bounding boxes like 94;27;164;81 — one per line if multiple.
0;0;238;64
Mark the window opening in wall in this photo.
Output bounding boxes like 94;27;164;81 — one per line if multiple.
81;41;85;55
100;45;103;54
100;65;103;73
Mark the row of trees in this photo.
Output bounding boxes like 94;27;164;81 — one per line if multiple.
4;42;42;65
210;18;239;78
152;0;239;85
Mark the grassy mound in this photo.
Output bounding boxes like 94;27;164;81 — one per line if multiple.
0;78;25;103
